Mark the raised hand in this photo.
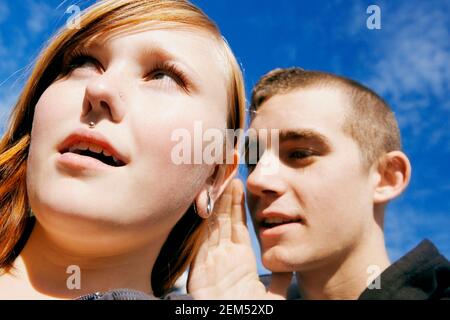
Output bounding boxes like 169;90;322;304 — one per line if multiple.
188;179;292;299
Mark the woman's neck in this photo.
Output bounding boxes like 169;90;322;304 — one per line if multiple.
3;220;161;299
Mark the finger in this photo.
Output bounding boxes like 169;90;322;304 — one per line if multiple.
214;180;233;218
231;179;246;225
230;179;252;245
267;272;293;299
207;215;220;248
203;179;233;248
214;182;233;242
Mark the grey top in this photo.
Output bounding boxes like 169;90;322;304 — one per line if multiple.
76;288;192;300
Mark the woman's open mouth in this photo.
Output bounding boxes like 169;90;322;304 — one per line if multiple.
57;129;129;170
61;142;125;167
57;143;128;172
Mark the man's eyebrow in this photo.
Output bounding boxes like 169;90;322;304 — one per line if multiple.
245;128;332;152
278;129;332;148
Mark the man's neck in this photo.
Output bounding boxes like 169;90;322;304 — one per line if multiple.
3;221;161;299
295;232;390;300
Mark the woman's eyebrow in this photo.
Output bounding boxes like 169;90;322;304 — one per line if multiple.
141;46;174;61
63;43;100;60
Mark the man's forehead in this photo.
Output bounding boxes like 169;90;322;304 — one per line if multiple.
250;87;349;133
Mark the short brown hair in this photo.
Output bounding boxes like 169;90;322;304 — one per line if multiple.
250;68;401;167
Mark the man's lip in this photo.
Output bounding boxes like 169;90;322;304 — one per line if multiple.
57;128;129;165
256;211;306;226
258;222;304;239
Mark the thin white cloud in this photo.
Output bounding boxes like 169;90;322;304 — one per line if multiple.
385;204;450;261
0;86;20;134
361;1;450;140
0;1;9;24
0;10;28;130
0;7;31;78
26;0;55;34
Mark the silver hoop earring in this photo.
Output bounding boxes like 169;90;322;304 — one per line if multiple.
206;191;213;216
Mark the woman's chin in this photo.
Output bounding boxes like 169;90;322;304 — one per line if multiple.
35;205;127;229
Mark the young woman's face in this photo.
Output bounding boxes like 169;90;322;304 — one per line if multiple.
27;27;228;249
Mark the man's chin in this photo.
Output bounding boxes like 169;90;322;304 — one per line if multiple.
262;246;324;273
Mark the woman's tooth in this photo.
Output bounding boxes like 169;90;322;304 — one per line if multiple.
78;142;89;150
88;144;102;153
112;156;119;164
69;146;77;153
103;149;112;157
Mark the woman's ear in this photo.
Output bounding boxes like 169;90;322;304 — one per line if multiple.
195;150;239;219
373;151;412;204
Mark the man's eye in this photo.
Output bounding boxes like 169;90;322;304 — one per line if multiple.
244;138;260;170
245;158;258;171
289;149;315;159
244;153;259;170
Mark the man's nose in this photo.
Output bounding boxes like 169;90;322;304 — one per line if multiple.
246;151;286;199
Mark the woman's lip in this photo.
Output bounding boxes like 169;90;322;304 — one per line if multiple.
56;152;118;171
58;128;129;165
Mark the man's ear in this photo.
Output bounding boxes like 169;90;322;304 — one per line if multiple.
373;151;411;204
195;150;239;218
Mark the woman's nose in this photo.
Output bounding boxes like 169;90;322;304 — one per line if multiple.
82;71;126;123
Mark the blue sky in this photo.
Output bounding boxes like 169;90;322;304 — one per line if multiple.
0;0;448;274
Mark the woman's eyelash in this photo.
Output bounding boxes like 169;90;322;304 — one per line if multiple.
145;62;190;92
63;48;100;71
62;50;190;92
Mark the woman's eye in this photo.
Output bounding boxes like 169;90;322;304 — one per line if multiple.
71;56;96;68
145;63;189;91
150;71;175;81
65;54;100;73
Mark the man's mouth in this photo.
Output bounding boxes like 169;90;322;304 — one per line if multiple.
259;216;304;229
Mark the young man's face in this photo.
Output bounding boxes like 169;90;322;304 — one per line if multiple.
247;87;376;273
